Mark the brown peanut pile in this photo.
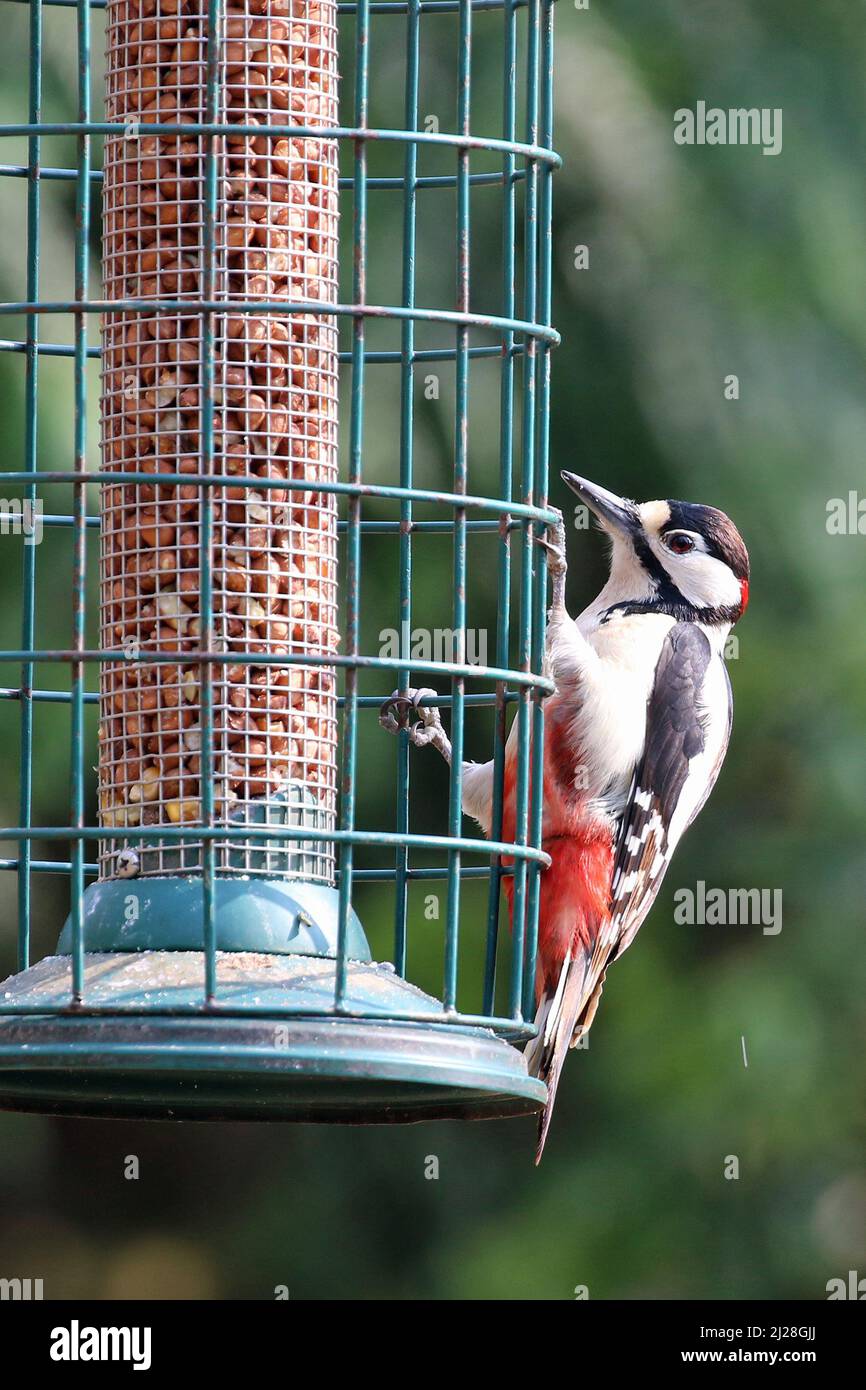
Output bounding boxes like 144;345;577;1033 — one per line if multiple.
99;0;339;879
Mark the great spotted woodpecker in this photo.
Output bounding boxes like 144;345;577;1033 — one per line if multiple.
381;473;749;1161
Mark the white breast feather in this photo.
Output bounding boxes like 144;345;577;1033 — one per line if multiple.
551;609;677;814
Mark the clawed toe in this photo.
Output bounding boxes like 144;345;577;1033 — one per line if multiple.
535;509;567;579
379;687;442;744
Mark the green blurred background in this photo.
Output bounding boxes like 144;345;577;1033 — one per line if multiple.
1;0;864;1299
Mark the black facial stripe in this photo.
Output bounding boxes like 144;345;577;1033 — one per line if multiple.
600;597;742;627
631;530;686;607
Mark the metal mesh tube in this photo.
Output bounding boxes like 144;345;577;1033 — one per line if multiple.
99;0;339;881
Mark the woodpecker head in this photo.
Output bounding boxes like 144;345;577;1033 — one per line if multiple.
562;472;750;627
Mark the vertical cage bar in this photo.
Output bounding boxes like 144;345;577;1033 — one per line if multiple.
200;0;222;1001
17;0;43;974
523;0;554;1018
444;0;472;1012
508;0;541;1021
70;0;92;1003
392;0;422;980
335;0;369;1007
482;0;518;1016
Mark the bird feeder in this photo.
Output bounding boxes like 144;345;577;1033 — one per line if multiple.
0;0;558;1123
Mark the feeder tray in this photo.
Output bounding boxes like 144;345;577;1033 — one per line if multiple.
0;941;545;1124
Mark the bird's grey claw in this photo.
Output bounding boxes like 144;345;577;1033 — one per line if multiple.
535;508;567;580
379;687;443;746
379;693;403;736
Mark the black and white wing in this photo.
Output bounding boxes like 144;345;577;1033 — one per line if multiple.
552;621;733;1063
605;622;733;961
530;622;734;1149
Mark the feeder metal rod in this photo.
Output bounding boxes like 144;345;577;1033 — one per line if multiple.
335;0;371;1010
17;0;43;974
524;0;556;1019
508;0;542;1022
443;0;473;1013
200;0;222;1002
68;0;91;1003
483;0;519;1016
392;0;421;979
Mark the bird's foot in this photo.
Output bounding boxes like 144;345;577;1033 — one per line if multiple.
379;687;452;762
535;507;567;582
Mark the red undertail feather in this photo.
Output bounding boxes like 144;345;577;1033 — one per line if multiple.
507;830;614;1164
535;831;612;995
499;728;614;1161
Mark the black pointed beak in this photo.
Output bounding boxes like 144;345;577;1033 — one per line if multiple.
560;472;639;538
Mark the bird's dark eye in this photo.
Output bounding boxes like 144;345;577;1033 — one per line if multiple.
665;531;696;555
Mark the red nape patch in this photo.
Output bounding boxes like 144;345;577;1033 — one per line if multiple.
739;577;750;614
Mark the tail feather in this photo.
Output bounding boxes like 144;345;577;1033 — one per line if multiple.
528;950;589;1167
514;832;615;1161
528;949;600;1163
523;944;572;1076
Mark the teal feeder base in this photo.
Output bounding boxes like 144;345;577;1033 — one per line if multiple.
56;876;372;962
0;951;547;1123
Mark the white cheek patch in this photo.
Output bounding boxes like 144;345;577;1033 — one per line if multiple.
656;548;741;610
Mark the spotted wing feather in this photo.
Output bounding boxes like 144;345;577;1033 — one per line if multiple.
602;622;730;963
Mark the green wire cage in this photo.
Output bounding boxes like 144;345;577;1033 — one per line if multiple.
0;0;558;1123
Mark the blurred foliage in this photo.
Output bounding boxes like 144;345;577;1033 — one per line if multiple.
1;0;865;1300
